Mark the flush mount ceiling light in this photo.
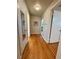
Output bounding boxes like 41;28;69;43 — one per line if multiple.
33;3;41;11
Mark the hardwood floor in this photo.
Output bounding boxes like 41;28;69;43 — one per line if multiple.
22;34;59;59
48;42;59;58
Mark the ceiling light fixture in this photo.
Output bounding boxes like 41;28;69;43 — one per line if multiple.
33;3;41;11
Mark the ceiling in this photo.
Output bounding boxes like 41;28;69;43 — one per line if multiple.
55;5;61;11
25;0;54;16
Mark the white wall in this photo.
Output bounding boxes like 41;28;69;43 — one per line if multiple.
41;0;61;43
30;15;41;34
41;9;52;43
17;0;30;55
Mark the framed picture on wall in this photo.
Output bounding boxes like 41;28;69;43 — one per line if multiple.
34;21;38;26
20;10;26;40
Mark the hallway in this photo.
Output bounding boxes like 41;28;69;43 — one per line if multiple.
17;0;61;59
22;34;58;59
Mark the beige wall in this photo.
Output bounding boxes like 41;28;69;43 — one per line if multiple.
30;15;41;34
17;0;30;58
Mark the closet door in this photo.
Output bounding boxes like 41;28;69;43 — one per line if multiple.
50;8;61;43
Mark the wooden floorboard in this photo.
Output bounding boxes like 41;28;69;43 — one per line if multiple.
22;34;59;59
